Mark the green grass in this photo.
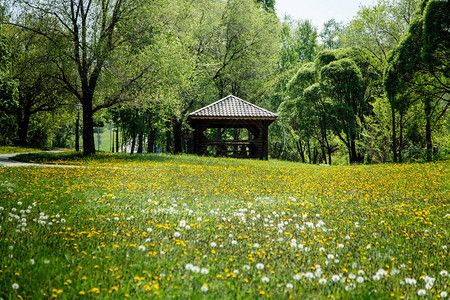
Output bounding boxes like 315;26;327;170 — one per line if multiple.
0;146;45;154
0;153;449;299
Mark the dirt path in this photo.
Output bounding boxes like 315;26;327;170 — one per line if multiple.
0;151;78;168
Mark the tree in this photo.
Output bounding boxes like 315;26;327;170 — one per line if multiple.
255;0;275;12
320;58;365;163
319;19;344;50
384;0;449;161
0;30;18;145
3;0;144;155
5;23;67;146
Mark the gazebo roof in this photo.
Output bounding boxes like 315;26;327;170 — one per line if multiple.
188;95;278;120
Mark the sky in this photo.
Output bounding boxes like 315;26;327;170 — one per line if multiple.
275;0;376;31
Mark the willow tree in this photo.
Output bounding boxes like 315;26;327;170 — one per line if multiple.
384;0;449;161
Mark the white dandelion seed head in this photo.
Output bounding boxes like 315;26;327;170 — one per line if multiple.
174;232;181;238
286;283;293;289
210;242;217;247
30;259;35;265
201;268;209;275
440;270;448;277
356;276;364;283
405;278;417;285
191;266;200;273
332;275;340;282
261;277;270;283
179;220;186;228
185;264;194;271
256;263;264;270
138;245;146;251
146;228;152;232
293;274;301;280
319;278;327;285
201;285;208;292
243;265;251;271
440;291;447;298
417;289;426;296
12;283;19;289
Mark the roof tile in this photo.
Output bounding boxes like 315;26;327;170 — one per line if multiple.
189;95;277;119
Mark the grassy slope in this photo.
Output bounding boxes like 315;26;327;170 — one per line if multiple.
0;153;449;299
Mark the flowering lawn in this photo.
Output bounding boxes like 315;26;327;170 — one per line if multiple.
0;152;449;299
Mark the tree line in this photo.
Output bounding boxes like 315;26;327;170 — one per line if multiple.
0;0;448;163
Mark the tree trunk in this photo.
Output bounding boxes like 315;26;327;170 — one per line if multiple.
165;122;172;153
75;110;80;152
147;128;156;153
82;100;96;155
173;120;183;154
350;139;358;163
130;132;136;155
398;113;404;161
116;128;119;153
296;141;306;163
137;131;143;154
391;106;397;163
424;97;432;161
17;110;30;146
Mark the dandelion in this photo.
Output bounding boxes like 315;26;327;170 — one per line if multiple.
356;276;364;283
30;259;35;265
440;291;448;298
243;265;250;271
405;278;417;285
231;240;237;245
286;283;293;289
256;263;264;270
261;277;270;283
174;232;180;238
210;242;217;247
12;283;19;290
293;274;301;280
417;289;426;296
185;264;193;271
319;278;327;285
191;266;200;273
138;245;146;251
332;275;340;282
44;259;50;264
146;228;152;232
201;285;208;292
373;274;381;281
179;220;186;227
440;270;448;277
201;268;209;275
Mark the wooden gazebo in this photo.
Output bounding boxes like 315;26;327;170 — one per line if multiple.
187;95;277;160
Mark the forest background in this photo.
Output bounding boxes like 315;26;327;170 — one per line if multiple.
0;0;448;164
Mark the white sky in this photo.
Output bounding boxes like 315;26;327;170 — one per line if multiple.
275;0;376;31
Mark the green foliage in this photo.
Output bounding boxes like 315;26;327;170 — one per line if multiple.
319;19;344;50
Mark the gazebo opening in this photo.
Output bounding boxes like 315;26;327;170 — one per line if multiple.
187;95;277;160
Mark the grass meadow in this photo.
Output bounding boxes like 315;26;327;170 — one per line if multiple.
0;151;449;299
